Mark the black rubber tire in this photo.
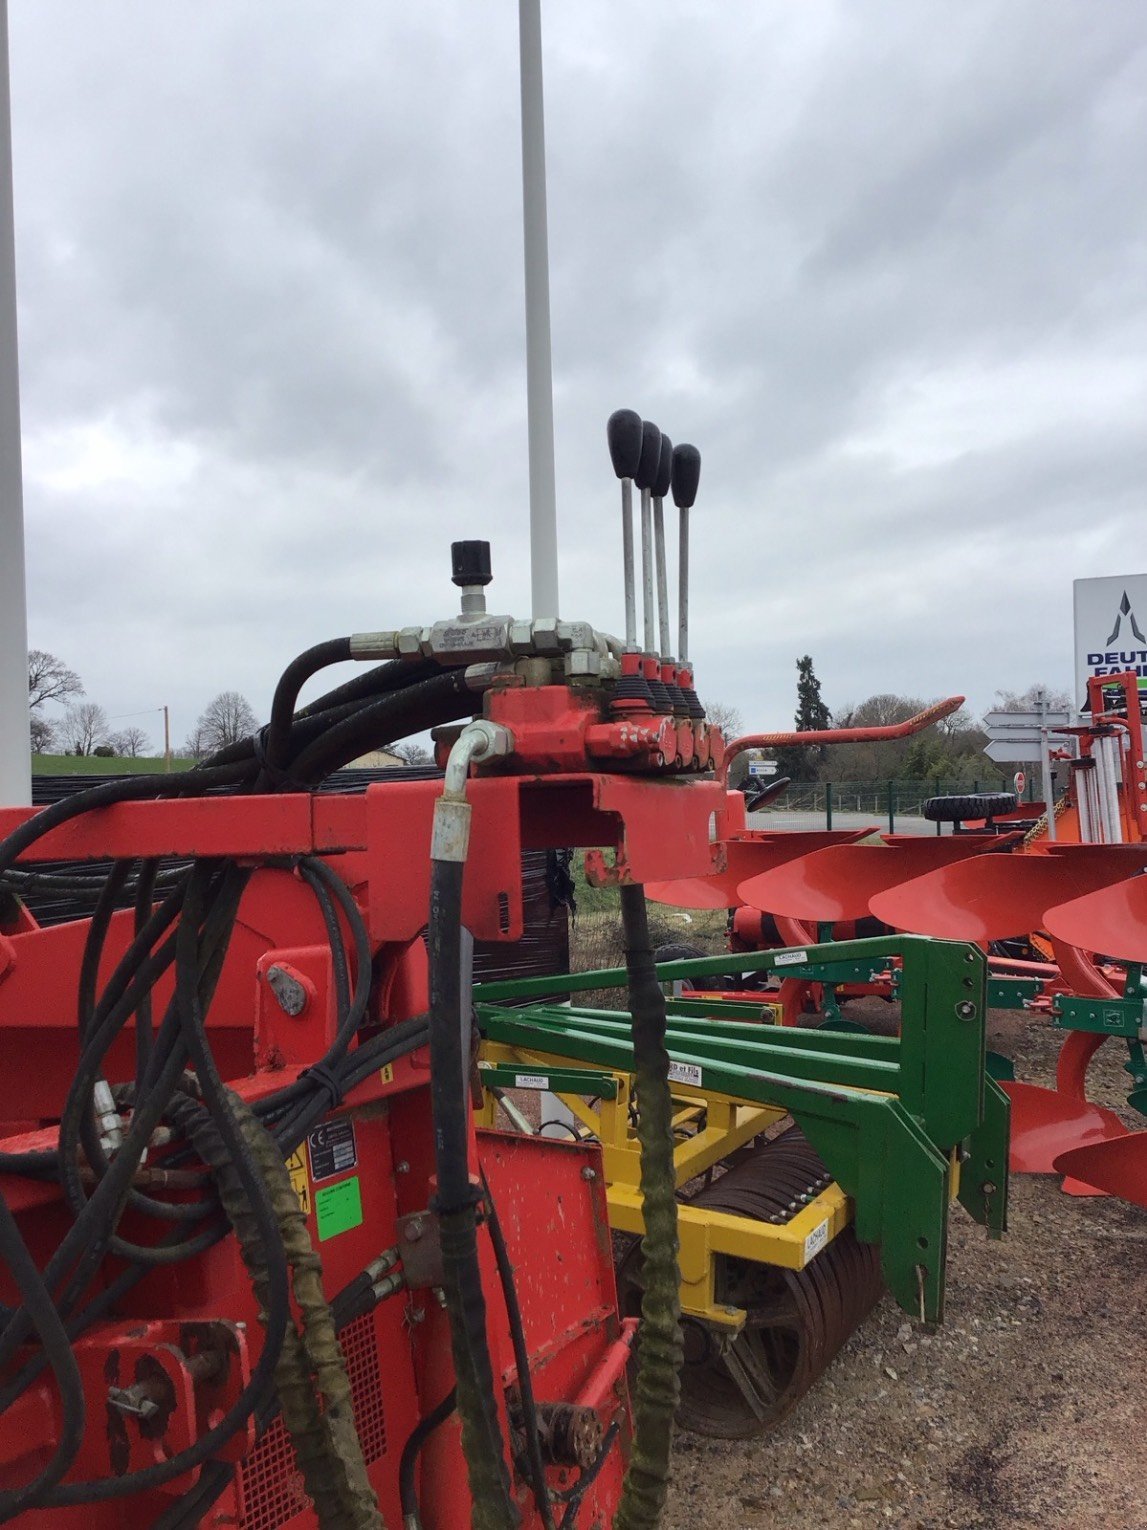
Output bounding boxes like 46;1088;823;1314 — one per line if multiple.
922;792;1016;823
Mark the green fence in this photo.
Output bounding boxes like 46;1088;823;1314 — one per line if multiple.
749;775;1033;834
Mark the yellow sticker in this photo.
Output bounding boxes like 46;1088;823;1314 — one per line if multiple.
286;1146;311;1216
379;1063;395;1085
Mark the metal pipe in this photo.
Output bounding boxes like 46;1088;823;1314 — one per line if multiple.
653;496;670;658
0;0;29;807
621;479;636;648
678;506;690;664
1099;735;1124;843
640;486;655;654
518;0;559;620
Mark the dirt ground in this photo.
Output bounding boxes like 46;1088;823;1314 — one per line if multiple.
565;911;1147;1530
663;1004;1147;1530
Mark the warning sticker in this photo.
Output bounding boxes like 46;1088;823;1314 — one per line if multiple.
315;1177;363;1242
379;1063;395;1085
286;1146;310;1217
514;1073;550;1090
775;950;809;967
307;1118;358;1183
668;1060;703;1088
803;1219;829;1264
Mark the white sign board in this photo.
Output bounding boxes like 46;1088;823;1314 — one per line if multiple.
748;760;778;777
1074;574;1147;708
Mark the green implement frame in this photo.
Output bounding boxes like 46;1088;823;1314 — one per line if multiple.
475;936;1009;1325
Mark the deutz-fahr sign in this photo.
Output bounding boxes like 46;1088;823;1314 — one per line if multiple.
1074;574;1147;707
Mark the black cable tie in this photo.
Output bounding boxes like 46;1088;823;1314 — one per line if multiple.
299;1061;343;1116
252;726;307;794
429;1184;485;1219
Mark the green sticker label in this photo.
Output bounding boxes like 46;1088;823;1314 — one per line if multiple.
315;1177;363;1241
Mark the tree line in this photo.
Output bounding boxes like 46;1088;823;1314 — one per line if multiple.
764;656;1071;786
26;650;433;765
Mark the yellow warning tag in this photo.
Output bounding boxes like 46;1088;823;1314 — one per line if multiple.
379;1063;394;1085
286;1146;311;1216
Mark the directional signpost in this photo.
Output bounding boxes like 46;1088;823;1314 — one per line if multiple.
983;692;1073;841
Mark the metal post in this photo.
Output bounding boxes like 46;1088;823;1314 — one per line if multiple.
518;0;559;619
0;0;29;807
640;487;655;654
163;705;172;772
887;780;895;835
1036;690;1056;842
825;780;833;831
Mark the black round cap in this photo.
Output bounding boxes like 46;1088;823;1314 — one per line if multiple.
671;443;701;510
634;419;662;491
451;540;492;587
654;433;672;499
607;409;643;480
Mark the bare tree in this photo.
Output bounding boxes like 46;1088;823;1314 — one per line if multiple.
29;713;56;753
992;685;1073;714
187;691;259;757
392;740;433;766
28;649;84;711
704;701;743;744
110;725;151;758
60;702;112;756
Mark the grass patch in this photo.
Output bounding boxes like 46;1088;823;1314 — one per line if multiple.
32;755;196;775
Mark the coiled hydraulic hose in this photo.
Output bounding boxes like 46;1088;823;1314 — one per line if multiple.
427;723;518;1530
614;883;683;1530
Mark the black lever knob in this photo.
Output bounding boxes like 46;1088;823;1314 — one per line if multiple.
451;540;492;588
607;409;643;480
654;432;672;499
634;419;662;492
671;444;701;509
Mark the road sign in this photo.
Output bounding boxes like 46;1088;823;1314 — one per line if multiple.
984;739;1045;764
1013;771;1026;796
748;760;778;777
982;709;1071;732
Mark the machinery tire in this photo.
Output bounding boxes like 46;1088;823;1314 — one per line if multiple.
922;792;1016;823
615;1128;883;1438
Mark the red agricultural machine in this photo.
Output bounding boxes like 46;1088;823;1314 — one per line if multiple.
643;673;1147;1213
0;405;1023;1519
0;413;737;1527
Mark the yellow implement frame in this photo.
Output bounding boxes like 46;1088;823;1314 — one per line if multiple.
478;1040;854;1330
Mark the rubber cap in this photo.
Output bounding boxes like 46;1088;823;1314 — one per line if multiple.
451;540;492;587
671;443;701;509
606;409;643;480
634;419;662;491
654;432;672;499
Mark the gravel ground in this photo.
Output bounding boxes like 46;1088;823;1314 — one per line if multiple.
664;1004;1147;1530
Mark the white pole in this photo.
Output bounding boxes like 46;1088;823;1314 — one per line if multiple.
518;0;559;620
1037;690;1057;843
0;0;29;808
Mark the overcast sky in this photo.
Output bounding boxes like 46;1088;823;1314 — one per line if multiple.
9;2;1147;753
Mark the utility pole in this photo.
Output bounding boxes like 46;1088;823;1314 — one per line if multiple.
163;705;172;771
0;0;30;808
518;0;559;620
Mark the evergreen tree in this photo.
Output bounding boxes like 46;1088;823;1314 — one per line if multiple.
775;656;831;781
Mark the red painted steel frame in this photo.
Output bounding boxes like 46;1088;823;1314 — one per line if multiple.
0;768;733;1526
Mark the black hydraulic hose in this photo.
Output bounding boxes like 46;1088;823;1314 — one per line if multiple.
556;1421;622;1530
260;636;354;783
398;1388;458;1528
0;1192;86;1522
289;669;486;785
202;655;439;772
427;855;517;1530
29;867;293;1507
482;1170;555;1530
614;883;683;1530
133;860;159;1077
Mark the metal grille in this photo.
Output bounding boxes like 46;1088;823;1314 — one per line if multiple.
237;1310;387;1530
